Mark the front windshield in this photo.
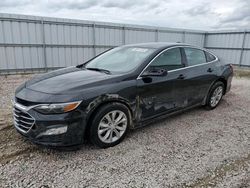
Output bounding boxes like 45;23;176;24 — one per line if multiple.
85;47;156;73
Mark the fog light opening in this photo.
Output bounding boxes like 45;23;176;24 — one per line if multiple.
39;126;68;136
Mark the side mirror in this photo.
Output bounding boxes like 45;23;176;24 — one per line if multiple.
141;68;168;77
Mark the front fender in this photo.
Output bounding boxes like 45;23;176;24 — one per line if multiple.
84;94;137;127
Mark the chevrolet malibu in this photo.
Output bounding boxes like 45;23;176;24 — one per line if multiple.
13;43;233;148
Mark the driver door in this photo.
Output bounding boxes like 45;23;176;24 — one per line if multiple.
136;47;188;121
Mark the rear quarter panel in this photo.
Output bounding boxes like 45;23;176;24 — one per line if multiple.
219;62;233;93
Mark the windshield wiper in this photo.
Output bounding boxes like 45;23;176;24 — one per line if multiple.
85;67;111;74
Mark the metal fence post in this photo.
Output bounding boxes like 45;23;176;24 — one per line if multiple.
41;19;48;72
122;26;126;45
203;32;207;48
239;31;246;66
1;19;9;74
182;31;186;43
155;29;159;42
93;23;96;56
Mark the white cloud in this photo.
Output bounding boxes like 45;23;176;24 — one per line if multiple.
0;0;249;30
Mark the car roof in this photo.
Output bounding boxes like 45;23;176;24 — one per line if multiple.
124;42;192;49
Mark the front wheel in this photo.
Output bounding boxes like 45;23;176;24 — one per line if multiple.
89;103;130;148
206;81;224;110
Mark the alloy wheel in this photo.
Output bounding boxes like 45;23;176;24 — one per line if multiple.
210;86;223;107
97;110;127;143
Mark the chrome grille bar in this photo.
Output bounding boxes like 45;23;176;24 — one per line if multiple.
14;117;33;125
13;113;34;121
15;122;30;129
13;102;35;133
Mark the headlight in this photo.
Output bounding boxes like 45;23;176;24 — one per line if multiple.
33;101;81;114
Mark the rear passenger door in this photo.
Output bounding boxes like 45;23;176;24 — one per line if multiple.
182;47;218;106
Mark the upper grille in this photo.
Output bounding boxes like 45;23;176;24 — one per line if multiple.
15;97;39;106
13;107;35;133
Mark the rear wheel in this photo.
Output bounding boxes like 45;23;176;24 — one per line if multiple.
206;81;224;110
89;103;130;148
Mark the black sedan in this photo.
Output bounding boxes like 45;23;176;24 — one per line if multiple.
13;42;233;148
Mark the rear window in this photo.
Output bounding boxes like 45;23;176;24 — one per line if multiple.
205;51;216;62
184;47;207;66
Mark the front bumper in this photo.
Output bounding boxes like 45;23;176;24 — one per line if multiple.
13;102;87;147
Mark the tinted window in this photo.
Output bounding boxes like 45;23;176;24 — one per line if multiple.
205;51;216;62
184;48;206;66
149;48;183;71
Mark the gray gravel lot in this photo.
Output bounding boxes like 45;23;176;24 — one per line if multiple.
0;75;249;188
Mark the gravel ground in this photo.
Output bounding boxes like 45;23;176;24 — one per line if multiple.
0;75;249;188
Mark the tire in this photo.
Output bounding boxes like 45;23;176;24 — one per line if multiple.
89;102;130;148
205;81;225;110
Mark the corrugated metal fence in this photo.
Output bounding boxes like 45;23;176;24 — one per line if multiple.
205;31;250;67
0;13;205;74
0;13;249;74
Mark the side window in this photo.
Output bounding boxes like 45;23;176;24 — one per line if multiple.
184;48;207;66
205;51;216;62
149;48;183;71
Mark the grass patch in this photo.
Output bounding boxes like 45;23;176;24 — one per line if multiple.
234;68;250;78
183;154;250;187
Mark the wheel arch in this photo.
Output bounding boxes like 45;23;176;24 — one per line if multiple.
202;77;227;105
217;77;227;94
84;97;135;138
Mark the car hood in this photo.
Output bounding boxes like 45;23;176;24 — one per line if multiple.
25;67;118;94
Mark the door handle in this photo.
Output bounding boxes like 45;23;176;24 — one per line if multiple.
207;68;213;72
177;74;185;79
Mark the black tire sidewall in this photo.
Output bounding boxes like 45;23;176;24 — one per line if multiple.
206;81;224;109
89;103;130;148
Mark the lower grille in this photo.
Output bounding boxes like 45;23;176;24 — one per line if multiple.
13;107;35;133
